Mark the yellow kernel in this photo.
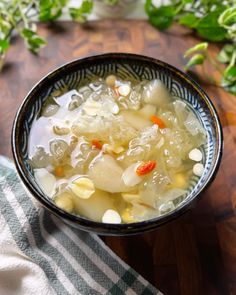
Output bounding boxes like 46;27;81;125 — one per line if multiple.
105;144;124;154
54;166;64;177
121;208;135;223
171;173;187;188
105;75;116;87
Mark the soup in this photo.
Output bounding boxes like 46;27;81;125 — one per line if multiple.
29;75;206;223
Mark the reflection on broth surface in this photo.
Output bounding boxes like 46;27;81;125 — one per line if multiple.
29;75;206;223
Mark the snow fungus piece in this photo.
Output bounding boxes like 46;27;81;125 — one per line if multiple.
184;112;206;136
83;100;102;116
53;124;70;135
159;201;175;215
50;139;69;160
143;79;171;106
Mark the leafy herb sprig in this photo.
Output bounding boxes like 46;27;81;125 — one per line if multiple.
0;0;93;70
0;1;235;95
145;0;236;95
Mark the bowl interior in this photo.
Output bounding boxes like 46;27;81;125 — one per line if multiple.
12;53;222;234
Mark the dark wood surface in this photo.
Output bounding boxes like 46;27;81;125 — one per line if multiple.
0;20;235;295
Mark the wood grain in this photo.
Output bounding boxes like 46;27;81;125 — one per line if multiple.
0;20;235;295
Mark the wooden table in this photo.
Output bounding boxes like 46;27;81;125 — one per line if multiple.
0;20;235;295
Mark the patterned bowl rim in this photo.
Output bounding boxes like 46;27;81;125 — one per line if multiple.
12;53;223;235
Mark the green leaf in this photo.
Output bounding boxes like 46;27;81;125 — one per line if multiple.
196;9;228;41
147;5;175;30
218;7;236;27
185;54;205;69
69;8;85;22
20;28;47;54
223;44;234;53
224;66;236;83
217;44;234;63
80;0;93;13
39;0;67;21
69;0;93;22
20;28;35;39
145;0;153;14
227;84;236;95
222;76;236;95
184;42;208;57
178;13;199;28
217;50;231;63
0;39;9;53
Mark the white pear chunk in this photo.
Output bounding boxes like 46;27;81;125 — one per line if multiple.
122;193;140;203
89;154;129;193
122;163;142;187
143;79;171;106
120;111;152;130
72;189;115;222
34;168;56;198
138;104;157;119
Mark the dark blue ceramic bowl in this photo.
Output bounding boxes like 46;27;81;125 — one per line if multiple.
12;53;223;235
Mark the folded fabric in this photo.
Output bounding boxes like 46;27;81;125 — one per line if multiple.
0;156;162;295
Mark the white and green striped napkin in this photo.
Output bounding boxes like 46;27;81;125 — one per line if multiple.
0;156;162;295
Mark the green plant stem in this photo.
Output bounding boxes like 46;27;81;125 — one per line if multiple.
228;50;236;68
19;3;29;28
4;2;36;41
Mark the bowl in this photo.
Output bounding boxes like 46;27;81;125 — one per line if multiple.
12;53;223;235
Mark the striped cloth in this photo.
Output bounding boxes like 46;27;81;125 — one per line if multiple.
0;156;162;295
